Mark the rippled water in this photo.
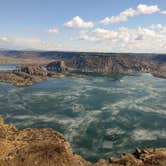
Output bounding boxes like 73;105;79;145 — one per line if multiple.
0;73;166;162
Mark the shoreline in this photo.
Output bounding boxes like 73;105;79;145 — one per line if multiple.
0;69;165;88
0;116;166;165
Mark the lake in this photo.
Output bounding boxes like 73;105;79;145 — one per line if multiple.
0;73;166;162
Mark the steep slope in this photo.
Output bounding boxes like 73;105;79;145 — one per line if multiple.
0;50;166;78
46;54;166;78
0;117;166;166
0;117;90;166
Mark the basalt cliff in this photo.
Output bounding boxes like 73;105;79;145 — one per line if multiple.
0;117;166;166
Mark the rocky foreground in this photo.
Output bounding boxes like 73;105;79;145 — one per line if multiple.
0;117;166;166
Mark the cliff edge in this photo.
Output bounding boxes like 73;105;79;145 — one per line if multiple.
0;117;166;166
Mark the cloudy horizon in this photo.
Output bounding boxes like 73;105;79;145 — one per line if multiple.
0;0;166;53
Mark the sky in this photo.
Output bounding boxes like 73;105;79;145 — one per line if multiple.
0;0;166;53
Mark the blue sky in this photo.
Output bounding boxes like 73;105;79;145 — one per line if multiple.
0;0;166;52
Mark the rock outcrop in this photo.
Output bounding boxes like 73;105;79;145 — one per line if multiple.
46;54;166;78
0;117;166;166
94;148;166;166
0;65;48;87
46;61;69;72
0;117;90;166
0;52;166;87
18;65;48;76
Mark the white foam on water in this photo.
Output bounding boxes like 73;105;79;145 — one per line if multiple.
106;128;125;135
102;141;113;149
132;129;166;141
128;104;166;116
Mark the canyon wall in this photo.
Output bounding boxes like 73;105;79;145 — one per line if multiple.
0;50;166;78
46;53;166;78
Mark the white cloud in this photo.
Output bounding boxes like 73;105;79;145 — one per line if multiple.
78;25;166;53
150;24;163;30
0;37;10;43
100;4;160;25
160;10;166;14
48;27;59;34
101;8;137;24
93;28;118;39
64;16;94;29
79;28;118;41
150;24;166;35
137;4;160;14
1;25;166;53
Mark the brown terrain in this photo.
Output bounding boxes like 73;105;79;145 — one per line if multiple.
0;117;166;166
0;65;49;86
0;55;54;65
0;51;165;85
0;50;54;65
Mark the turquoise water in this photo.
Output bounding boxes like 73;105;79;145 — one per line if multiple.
0;73;166;161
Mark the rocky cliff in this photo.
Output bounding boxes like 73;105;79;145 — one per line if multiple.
46;53;166;78
0;51;166;82
0;51;166;78
0;117;166;166
0;117;90;166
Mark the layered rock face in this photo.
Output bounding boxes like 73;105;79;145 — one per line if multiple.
0;51;166;78
0;117;166;166
46;61;69;72
46;54;166;78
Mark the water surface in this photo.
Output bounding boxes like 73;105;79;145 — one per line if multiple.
0;73;166;162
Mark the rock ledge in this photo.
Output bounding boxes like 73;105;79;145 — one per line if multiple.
0;117;166;166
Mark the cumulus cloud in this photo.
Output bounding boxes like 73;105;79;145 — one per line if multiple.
93;28;118;39
100;8;138;24
79;28;118;42
78;24;166;53
65;16;94;29
79;27;157;42
48;27;59;34
150;24;163;30
137;4;160;14
100;4;160;25
1;25;166;53
149;24;166;35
